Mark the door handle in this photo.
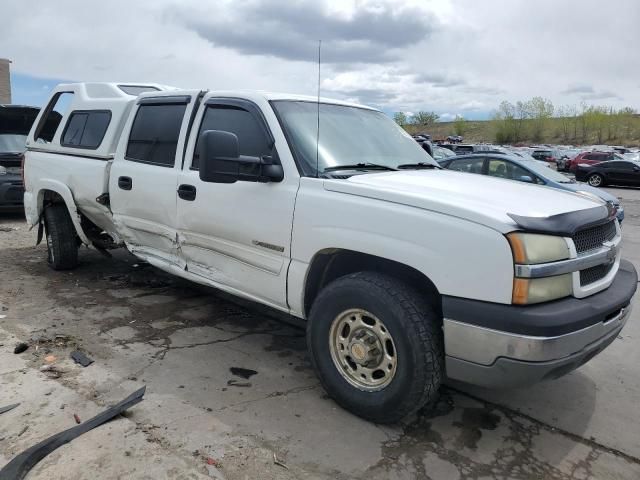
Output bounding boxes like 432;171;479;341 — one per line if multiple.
118;176;132;190
178;184;197;201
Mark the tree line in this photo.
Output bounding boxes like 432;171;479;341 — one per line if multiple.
394;111;468;137
492;97;637;144
394;99;639;145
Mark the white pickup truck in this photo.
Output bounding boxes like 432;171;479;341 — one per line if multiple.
23;83;637;423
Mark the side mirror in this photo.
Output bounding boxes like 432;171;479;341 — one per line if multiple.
633;166;640;172
198;130;283;184
518;175;534;183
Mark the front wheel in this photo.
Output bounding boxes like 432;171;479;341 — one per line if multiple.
588;173;604;187
307;272;443;423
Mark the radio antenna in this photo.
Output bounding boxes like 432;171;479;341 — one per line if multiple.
316;39;321;178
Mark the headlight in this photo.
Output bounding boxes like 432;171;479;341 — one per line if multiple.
507;232;570;264
507;233;572;304
512;275;573;305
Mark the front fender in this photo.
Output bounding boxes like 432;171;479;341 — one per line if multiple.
25;179;90;245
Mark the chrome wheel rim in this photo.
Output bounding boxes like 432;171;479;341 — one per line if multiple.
589;175;602;187
328;308;397;391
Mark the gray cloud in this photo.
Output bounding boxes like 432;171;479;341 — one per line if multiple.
561;84;595;95
581;90;620;101
331;87;397;106
413;72;466;88
175;1;437;64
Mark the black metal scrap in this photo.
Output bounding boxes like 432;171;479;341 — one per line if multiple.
0;386;145;480
0;403;19;416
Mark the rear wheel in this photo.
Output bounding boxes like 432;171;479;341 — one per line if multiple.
307;272;443;423
44;204;79;270
588;173;604;187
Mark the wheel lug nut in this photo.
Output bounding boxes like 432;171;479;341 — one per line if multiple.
365;336;376;345
369;347;380;356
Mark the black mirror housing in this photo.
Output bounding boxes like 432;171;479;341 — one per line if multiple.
198;130;284;184
199;130;241;183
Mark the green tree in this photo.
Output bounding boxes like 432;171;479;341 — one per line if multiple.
393;112;408;127
453;115;467;136
410;111;440;128
528;97;554;142
492;101;517;143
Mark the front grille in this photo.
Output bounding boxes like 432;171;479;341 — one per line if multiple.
580;262;614;286
572;221;616;254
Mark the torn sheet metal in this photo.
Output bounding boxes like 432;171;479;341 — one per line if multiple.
0;386;145;480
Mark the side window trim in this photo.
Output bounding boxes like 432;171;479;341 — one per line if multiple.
60;110;112;150
204;98;275;145
138;95;192;106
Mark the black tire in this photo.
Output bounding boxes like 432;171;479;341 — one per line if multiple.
307;272;443;423
588;173;604;187
44;204;79;270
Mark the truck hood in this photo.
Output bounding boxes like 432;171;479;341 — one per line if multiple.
323;170;603;233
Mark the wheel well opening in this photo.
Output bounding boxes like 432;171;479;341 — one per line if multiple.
41;189;65;207
304;249;442;319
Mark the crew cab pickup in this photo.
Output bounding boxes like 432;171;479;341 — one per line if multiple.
23;83;637;423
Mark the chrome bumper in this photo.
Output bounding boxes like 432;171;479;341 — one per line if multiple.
444;305;631;388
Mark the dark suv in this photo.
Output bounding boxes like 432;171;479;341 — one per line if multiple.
0;105;58;210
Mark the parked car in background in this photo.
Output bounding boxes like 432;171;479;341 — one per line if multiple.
0;105;52;210
575;160;640;188
431;144;456;162
556;149;580;171
566;151;619;173
439;154;624;222
613;146;632;155
412;134;431;143
453;144;506;155
531;148;558;164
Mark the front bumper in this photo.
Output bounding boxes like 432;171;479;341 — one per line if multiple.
443;259;637;388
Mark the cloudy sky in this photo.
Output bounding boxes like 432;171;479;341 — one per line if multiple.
1;0;638;120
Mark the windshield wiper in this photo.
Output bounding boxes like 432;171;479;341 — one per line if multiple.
396;162;440;170
323;162;397;172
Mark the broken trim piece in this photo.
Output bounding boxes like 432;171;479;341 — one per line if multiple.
0;403;20;416
0;387;145;480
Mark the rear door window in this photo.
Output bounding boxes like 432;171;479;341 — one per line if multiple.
61;111;111;149
125;103;187;167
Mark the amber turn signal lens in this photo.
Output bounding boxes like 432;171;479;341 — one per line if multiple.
512;278;529;305
507;233;527;264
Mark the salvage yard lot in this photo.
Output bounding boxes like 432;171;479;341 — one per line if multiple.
1;187;639;480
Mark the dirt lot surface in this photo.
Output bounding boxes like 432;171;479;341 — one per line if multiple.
1;187;639;480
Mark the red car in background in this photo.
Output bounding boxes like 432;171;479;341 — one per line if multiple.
566;151;619;173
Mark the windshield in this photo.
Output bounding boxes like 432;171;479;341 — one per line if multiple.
272;100;437;176
520;159;573;182
0;134;28;153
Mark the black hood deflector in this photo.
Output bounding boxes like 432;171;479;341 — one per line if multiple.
508;204;614;236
